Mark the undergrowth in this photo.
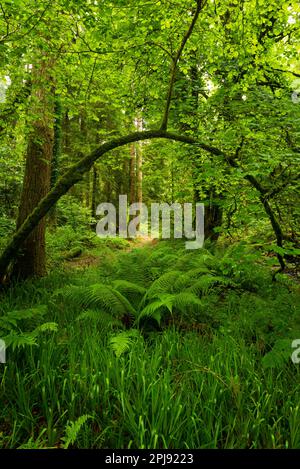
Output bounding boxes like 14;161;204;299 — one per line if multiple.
0;239;299;448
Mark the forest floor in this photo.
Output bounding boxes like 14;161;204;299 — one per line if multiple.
1;237;300;449
64;236;156;269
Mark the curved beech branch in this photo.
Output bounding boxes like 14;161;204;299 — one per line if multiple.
225;144;286;276
0;129;223;282
244;174;285;276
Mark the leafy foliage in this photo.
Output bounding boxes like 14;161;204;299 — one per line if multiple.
0;305;58;350
61;415;93;449
109;330;141;358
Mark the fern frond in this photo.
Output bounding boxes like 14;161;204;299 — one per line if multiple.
76;309;123;329
89;284;136;316
4;332;38;350
138;293;176;325
183;267;211;278
32;322;58;335
173;292;202;313
61;415;93;449
112;280;146;296
188;275;236;295
0;305;53;350
0;305;47;329
54;283;136;318
53;286;87;305
146;270;182;298
138;291;202;325
109;329;140;358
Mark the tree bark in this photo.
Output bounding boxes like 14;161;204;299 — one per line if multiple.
13;59;54;279
244;174;285;274
90;164;98;229
204;194;223;241
129;144;136;205
136;118;143;207
136;117;143;231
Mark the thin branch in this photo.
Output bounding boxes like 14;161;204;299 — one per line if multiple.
267;173;300;199
0;1;52;43
0;2;10;38
60;39;173;58
85;56;98;103
267;68;300;78
146;40;173;59
160;0;207;131
17;1;52;41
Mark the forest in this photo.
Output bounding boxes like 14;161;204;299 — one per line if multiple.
0;0;300;451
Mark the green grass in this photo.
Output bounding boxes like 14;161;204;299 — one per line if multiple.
0;239;300;449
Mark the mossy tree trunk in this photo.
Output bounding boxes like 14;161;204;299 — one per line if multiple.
129;144;136;206
90;164;98;230
13;58;54;279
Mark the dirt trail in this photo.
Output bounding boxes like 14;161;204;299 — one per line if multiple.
65;236;157;269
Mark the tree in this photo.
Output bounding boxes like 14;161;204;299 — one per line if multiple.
13;53;55;278
0;0;299;283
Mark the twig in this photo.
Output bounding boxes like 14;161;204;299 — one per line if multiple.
160;0;208;131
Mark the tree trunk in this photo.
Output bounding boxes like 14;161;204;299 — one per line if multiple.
51;97;62;188
90;164;98;230
204;199;223;241
63;110;71;154
129;144;136;205
136;117;143;232
203;188;223;241
13;59;54;279
49;96;63;226
136;118;143;207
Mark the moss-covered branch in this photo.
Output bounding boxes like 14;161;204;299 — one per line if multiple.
0;129;223;282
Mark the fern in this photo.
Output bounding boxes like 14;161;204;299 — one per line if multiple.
112;280;146;308
110;330;141;358
138;292;202;325
32;322;58;334
4;332;38;350
0;306;57;351
0;305;47;329
138;299;169;325
112;280;146;296
173;291;202;312
61;415;93;449
188;275;237;295
76;309;123;329
145;271;187;298
262;339;293;369
54;283;136;318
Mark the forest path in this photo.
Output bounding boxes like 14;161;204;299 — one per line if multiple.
124;236;157;251
64;236;157;270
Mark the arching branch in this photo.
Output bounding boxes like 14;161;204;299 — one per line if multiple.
0;129;223;282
